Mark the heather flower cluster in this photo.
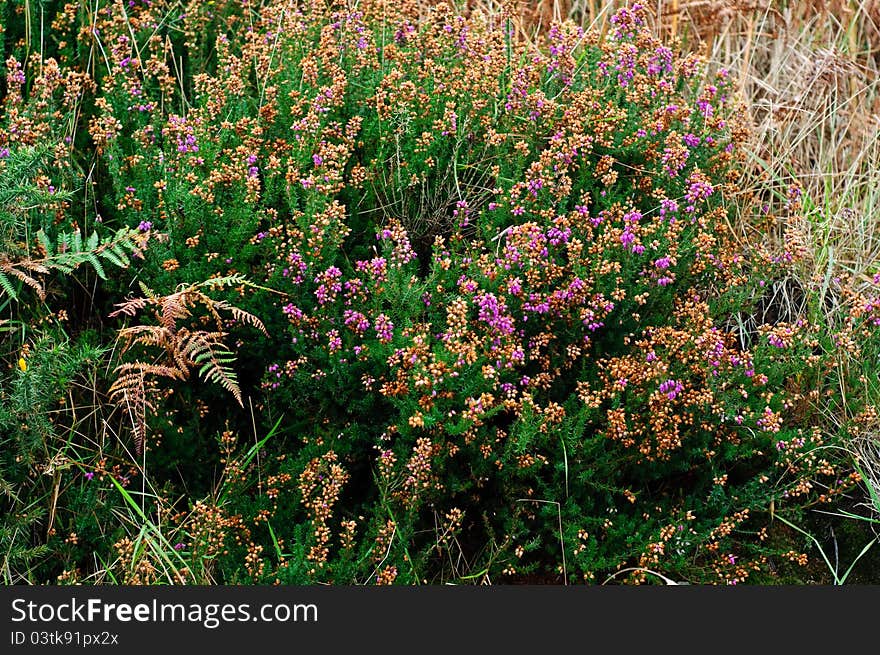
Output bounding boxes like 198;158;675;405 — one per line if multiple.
3;0;878;587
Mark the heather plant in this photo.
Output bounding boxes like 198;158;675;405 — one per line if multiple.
2;0;879;585
180;2;875;584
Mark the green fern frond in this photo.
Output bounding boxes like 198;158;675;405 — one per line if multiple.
0;271;17;300
195;350;243;406
1;227;146;302
2;265;46;300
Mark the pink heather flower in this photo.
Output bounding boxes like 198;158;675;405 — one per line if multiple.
686;178;714;204
659;198;679;219
646;46;673;75
757;407;780;433
374;314;394;343
527;177;543;197
282;303;304;322
343;310;370;334
327;329;342;353
314;267;343;305
453;200;471;227
356;256;388;282
176;132;198;153
84;472;95;481
547;226;571;245
475;292;515;336
285;252;308;283
654;256;671;269
658;379;684;400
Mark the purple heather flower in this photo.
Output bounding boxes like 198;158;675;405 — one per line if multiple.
658;379;684;400
683;133;701;148
374;314;394;343
768;334;786;348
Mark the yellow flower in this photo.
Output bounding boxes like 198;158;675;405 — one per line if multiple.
18;357;27;372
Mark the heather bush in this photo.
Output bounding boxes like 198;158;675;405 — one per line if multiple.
2;0;879;585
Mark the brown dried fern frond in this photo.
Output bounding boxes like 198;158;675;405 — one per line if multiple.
109;276;267;452
1;263;47;300
109;363;184;455
108;295;150;318
211;299;270;336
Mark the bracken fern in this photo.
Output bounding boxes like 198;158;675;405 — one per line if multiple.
109;275;268;453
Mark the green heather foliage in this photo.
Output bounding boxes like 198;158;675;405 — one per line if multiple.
1;0;879;585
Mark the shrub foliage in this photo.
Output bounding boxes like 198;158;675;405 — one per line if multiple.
1;1;879;585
